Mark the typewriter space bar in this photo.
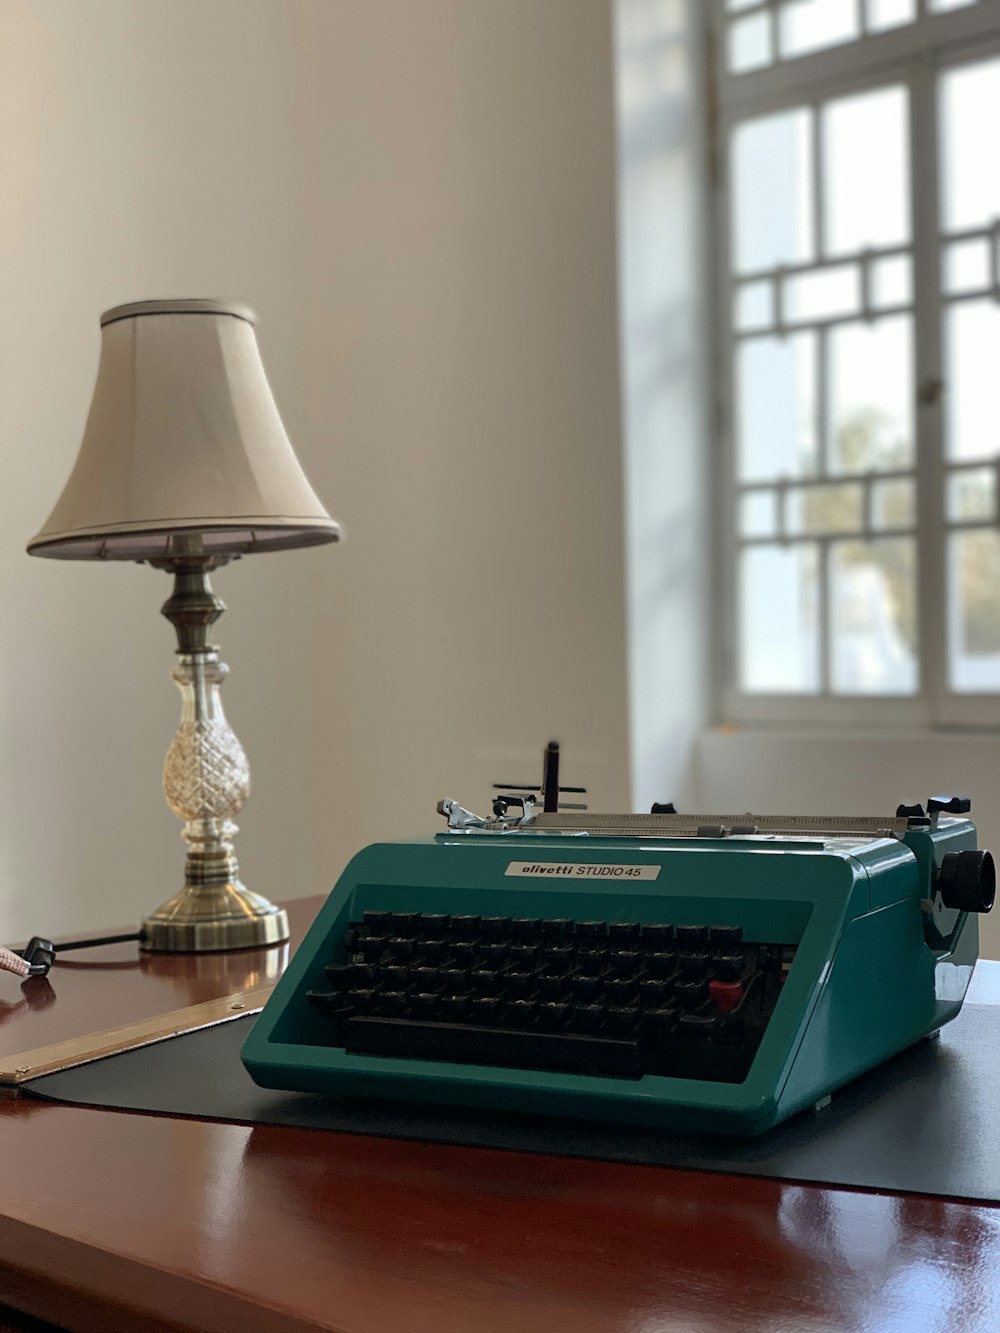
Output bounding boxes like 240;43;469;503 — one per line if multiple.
345;1016;642;1079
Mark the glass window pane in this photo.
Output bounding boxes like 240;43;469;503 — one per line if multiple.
740;544;820;692
729;13;772;72
944;301;1000;460
731;109;813;273
947;467;996;522
872;477;916;530
872;255;912;308
780;0;858;58
787;482;864;536
830;539;918;694
824;86;909;257
785;264;860;322
737;332;818;480
867;0;916;30
828;317;914;472
740;491;777;537
949;530;1000;691
940;58;1000;233
943;238;991;294
735;280;774;331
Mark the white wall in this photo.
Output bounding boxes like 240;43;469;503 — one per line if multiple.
0;0;630;942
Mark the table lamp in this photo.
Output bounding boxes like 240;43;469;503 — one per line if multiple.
27;299;340;952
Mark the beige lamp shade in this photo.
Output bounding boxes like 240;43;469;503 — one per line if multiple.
27;299;340;560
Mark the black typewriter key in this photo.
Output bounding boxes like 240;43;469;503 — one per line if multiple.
347;962;379;986
639;978;672;1007
576;921;606;940
647;951;677;979
411;966;441;991
387;936;414;961
470;968;502;995
358;935;387;962
438;994;470;1021
538;972;569;999
377;990;408;1017
577;948;607;976
478;943;508;967
324;963;353;988
677;1012;719;1038
678;953;710;981
441;968;469;992
642;923;673;948
418;913;450;936
509;944;541;969
710;924;743;948
609;950;641;977
605;977;638;1005
471;996;503;1024
608;922;640;945
642;1004;678;1034
307;990;354;1042
543;944;575;967
605;1005;640;1036
511;917;543;940
342;927;360;954
538;1001;571;1030
410;991;440;1018
675;924;710;949
544;918;575;940
450;915;480;936
712;953;744;983
676;979;710;1009
362;910;392;933
576;1002;608;1029
380;964;410;988
573;1002;607;1032
573;975;603;1002
505;999;538;1027
480;916;511;939
390;912;420;936
418;940;447;965
347;987;380;1014
450;942;476;966
506;971;537;997
307;988;344;1014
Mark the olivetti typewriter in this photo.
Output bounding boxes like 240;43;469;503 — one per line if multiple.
242;743;995;1136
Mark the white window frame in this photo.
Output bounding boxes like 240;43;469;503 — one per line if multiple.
710;0;1000;730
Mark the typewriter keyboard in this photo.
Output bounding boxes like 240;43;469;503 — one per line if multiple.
305;912;796;1083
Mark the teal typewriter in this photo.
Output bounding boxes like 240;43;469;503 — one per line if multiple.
242;747;994;1136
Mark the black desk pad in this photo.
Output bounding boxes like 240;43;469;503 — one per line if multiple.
23;1003;1000;1204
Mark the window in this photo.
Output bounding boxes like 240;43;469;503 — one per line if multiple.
714;0;1000;725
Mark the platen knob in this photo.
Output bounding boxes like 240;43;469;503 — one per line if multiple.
937;850;996;914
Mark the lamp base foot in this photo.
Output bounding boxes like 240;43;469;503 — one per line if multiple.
141;882;289;953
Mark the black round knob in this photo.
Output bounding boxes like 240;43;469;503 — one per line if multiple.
937;850;996;913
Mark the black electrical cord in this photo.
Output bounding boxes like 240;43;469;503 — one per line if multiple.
4;930;147;978
53;931;145;952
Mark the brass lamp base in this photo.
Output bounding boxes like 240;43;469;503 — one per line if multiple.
141;882;289;953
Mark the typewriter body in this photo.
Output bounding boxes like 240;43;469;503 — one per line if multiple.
243;778;994;1137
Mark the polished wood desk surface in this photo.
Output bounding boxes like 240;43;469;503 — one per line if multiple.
1;899;999;1333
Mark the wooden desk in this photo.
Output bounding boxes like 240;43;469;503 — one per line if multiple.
1;900;999;1333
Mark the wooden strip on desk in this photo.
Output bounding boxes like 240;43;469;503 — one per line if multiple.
0;985;274;1085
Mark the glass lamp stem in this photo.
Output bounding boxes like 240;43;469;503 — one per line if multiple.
140;559;289;953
